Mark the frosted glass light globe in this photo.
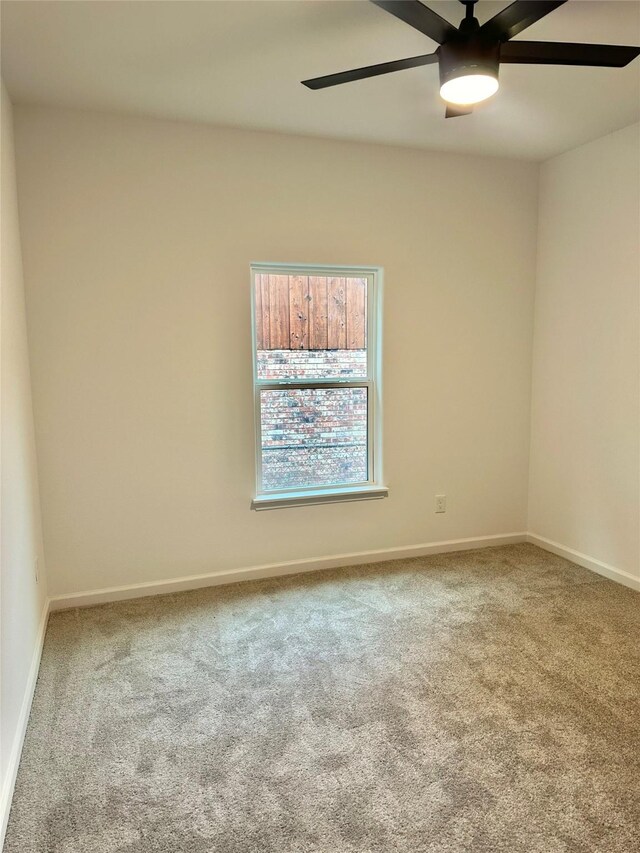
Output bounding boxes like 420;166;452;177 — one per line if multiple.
440;73;499;106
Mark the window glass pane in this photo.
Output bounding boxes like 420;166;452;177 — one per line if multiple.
255;273;367;380
260;387;368;490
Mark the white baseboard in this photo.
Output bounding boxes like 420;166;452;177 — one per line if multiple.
527;533;640;592
0;599;50;849
49;532;528;611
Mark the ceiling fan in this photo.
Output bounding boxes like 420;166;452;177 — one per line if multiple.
302;0;640;117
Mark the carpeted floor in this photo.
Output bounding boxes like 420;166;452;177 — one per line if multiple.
4;543;640;853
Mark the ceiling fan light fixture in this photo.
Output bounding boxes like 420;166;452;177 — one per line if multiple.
437;41;500;107
302;1;640;121
439;71;499;105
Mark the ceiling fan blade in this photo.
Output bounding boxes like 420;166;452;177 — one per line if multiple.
370;1;457;45
501;40;640;67
479;1;567;42
302;52;438;90
445;104;473;118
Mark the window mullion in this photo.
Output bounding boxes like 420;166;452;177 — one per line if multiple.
256;379;371;392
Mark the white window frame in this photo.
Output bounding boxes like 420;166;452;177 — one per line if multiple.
250;262;386;510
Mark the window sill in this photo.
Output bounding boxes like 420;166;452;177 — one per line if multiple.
251;485;388;511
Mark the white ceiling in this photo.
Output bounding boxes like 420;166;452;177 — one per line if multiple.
1;0;639;160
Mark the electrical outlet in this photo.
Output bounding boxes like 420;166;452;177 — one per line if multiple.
435;494;446;513
35;558;39;584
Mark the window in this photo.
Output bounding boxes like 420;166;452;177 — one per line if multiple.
251;264;386;509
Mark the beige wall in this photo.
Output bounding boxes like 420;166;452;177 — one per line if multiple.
529;123;640;580
14;106;539;597
0;82;48;836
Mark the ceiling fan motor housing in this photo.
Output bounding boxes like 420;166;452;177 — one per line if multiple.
437;39;500;92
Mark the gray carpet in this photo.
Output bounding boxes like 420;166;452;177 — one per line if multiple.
4;544;640;853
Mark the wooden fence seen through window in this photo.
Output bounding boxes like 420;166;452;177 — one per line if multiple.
255;274;366;350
